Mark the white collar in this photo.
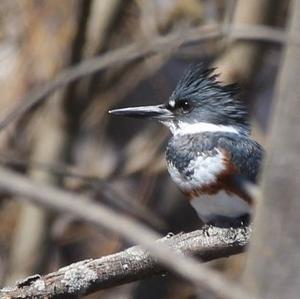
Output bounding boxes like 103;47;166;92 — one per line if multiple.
161;121;240;136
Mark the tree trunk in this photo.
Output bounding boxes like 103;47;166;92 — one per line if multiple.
243;1;300;298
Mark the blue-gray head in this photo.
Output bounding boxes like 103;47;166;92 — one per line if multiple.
109;64;250;135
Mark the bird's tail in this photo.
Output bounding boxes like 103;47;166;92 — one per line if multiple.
232;175;260;205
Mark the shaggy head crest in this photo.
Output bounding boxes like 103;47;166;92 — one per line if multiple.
168;64;250;132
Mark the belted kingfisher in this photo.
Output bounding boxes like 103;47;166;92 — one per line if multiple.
109;65;263;226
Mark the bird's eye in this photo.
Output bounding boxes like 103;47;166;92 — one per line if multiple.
179;100;191;113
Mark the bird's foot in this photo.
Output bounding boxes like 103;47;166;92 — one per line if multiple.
204;213;251;228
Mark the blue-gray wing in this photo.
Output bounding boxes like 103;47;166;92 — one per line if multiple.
216;133;264;183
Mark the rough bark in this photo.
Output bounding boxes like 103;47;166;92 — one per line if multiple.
1;225;251;299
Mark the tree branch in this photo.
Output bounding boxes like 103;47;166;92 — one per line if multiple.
1;225;251;299
0;167;255;299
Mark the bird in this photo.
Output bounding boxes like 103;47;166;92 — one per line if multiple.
109;64;264;227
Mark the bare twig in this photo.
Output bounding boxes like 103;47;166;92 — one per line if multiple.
0;166;255;299
0;225;251;299
0;155;166;229
0;23;299;131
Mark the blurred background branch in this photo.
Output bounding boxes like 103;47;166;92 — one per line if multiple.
0;1;296;298
0;23;297;131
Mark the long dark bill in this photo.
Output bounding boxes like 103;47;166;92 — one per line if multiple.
109;104;172;120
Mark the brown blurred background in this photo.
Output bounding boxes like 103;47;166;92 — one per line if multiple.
0;0;290;298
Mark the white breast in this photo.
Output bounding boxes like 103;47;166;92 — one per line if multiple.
191;191;251;223
167;150;225;192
